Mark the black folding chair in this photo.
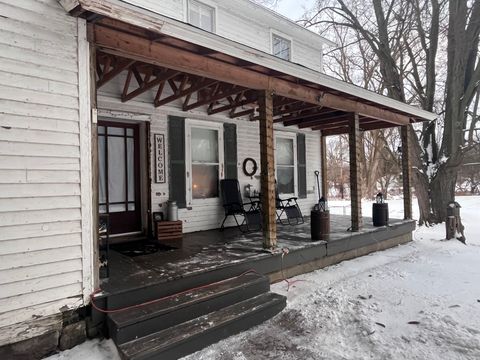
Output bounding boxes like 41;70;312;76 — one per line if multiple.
275;184;304;225
220;179;262;233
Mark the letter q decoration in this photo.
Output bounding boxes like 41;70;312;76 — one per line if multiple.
154;133;166;183
242;157;258;178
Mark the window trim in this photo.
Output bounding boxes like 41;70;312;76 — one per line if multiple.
185;119;224;205
187;0;217;33
270;29;293;61
275;131;298;197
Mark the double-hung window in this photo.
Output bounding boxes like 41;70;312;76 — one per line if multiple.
188;0;215;33
272;34;291;61
186;120;224;203
275;134;297;195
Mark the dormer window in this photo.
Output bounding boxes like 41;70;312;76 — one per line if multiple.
188;0;215;33
272;34;291;61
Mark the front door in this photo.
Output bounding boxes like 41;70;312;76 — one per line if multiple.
98;121;141;235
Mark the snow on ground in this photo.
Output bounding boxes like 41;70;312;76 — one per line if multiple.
46;196;480;360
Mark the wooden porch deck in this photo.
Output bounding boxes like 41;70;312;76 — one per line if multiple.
101;215;415;299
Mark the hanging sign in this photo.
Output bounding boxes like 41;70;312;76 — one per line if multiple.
154;133;166;183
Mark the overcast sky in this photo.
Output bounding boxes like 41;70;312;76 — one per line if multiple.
275;0;314;21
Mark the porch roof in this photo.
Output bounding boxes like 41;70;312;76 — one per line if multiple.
60;0;437;134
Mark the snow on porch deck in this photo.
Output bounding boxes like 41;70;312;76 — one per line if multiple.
101;215;414;295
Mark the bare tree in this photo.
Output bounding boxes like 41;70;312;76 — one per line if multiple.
302;0;480;225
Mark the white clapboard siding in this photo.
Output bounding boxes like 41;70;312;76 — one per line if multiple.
0;0;89;329
121;0;324;71
0;233;82;256
0;221;82;242
0;258;82;284
0;156;80;171
0;115;80;134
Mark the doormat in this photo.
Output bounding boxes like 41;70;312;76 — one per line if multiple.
111;241;177;257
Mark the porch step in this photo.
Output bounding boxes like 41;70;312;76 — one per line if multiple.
118;292;286;360
107;272;269;344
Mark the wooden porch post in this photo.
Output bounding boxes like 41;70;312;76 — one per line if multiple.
89;43;100;287
401;125;413;219
320;135;328;197
258;89;277;249
349;113;362;231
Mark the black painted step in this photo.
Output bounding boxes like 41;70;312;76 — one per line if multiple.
108;272;270;344
118;292;286;360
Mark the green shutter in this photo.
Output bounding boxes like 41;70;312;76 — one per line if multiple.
168;116;186;208
223;123;238;179
297;133;307;199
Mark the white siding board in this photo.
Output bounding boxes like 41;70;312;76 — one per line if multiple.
0;2;77;35
0;71;78;98
0;128;79;146
0;100;79;122
0;221;81;242
0;115;79;135
0;259;82;284
0;246;82;271
0;170;27;184
0;196;80;212
0;43;78;73
0;85;79;109
0;57;78;85
0;183;80;198
0;208;81;227
0;156;80;171
0;234;81;257
0;283;82;314
0;142;79;158
1;271;82;298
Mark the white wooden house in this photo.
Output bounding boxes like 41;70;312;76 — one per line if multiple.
0;0;436;357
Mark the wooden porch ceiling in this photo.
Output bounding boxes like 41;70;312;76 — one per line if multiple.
90;18;424;134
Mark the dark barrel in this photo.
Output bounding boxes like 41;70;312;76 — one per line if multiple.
372;203;389;226
311;210;330;241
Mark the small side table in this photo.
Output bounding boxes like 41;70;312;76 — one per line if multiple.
156;220;183;242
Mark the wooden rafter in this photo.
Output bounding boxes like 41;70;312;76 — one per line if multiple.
155;77;218;108
183;84;246;112
96;54;135;88
208;92;257;115
230;108;255;118
122;67;180;102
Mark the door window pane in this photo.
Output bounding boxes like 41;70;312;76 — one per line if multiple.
98;135;106;204
191;128;218;163
192;164;219;199
108;127;124;136
127;138;135;202
108;137;126;203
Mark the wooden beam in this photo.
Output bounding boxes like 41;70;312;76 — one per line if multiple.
349;113;362;231
258;90;277;249
208;96;256;115
230;108;255;118
321;127;350;136
401;125;413;219
93;25;411;125
321;135;328;198
297;113;351;129
280;108;338;125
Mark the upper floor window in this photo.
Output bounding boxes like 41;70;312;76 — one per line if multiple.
188;0;215;33
272;34;291;61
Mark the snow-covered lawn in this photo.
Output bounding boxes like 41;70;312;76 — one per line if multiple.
47;196;480;360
